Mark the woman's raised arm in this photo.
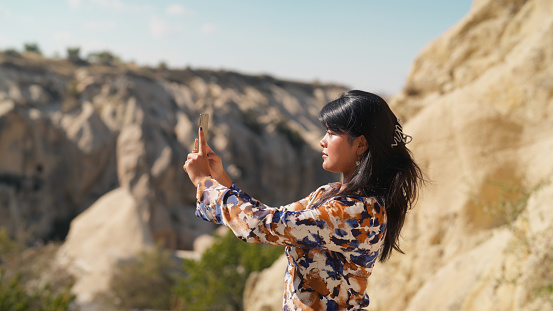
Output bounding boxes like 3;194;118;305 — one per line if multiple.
196;176;386;259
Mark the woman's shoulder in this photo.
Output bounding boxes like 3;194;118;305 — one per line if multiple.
310;183;384;209
320;182;341;191
305;182;340;204
328;193;385;214
310;182;341;197
331;193;376;204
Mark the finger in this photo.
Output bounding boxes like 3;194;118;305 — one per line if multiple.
205;143;214;154
207;152;220;161
205;144;215;158
194;139;198;153
198;126;207;155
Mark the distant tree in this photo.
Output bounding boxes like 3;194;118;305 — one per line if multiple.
23;43;41;54
2;49;21;57
158;61;168;70
66;47;81;62
87;50;119;65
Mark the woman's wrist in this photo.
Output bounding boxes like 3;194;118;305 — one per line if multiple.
214;171;233;188
193;174;211;187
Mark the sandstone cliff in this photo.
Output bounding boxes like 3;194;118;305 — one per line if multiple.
244;0;553;310
0;53;344;302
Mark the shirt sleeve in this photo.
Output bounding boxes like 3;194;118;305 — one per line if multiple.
195;176;385;253
228;181;311;212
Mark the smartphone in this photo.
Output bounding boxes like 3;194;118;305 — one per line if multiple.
198;113;209;134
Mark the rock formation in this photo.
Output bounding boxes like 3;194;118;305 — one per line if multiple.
0;54;344;302
243;0;553;310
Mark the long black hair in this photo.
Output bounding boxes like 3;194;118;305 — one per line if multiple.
318;90;424;262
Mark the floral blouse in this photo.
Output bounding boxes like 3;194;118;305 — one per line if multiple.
195;176;387;310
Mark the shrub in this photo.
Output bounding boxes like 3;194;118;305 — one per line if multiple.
0;269;75;311
0;228;19;258
470;179;534;229
0;228;75;311
87;51;119;65
275;119;305;151
100;246;182;310
66;47;81;62
158;61;168;70
24;43;42;54
241;109;264;133
531;245;553;304
173;230;283;311
1;49;21;57
489;180;532;225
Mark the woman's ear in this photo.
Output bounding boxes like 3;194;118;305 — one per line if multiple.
356;136;368;155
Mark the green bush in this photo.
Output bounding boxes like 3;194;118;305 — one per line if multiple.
241;109;264;133
0;228;75;311
86;50;119;65
0;228;19;258
158;61;168;70
66;47;81;62
24;43;41;54
100;246;181;310
0;269;74;311
173;230;283;311
470;179;534;229
275;119;305;152
101;230;283;311
1;49;21;57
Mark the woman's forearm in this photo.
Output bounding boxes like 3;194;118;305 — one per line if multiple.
213;171;233;188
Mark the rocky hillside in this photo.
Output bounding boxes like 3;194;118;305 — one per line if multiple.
0;53;345;302
244;0;553;310
0;53;343;244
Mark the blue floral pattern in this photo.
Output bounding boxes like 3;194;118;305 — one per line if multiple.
195;176;387;310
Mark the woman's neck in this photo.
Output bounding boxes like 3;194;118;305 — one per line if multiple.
340;172;355;192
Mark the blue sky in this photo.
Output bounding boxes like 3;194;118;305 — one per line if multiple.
0;0;471;95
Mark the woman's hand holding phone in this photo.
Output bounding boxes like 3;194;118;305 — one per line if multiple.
184;115;232;188
183;127;211;186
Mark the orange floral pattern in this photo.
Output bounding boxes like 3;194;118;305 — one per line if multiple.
196;176;387;310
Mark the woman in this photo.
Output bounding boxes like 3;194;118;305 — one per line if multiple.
184;90;424;310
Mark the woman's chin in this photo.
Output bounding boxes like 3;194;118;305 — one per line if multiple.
321;163;337;173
